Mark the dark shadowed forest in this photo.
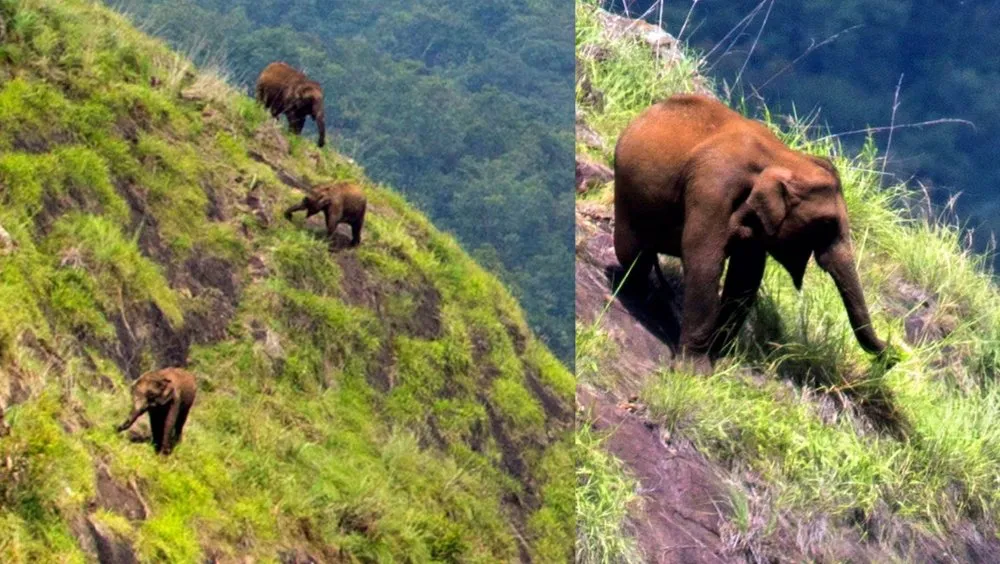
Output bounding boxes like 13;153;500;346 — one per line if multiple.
112;0;576;362
609;0;1000;255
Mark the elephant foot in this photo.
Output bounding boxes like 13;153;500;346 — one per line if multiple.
675;349;713;375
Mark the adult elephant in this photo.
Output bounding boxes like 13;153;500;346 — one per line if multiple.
255;61;327;148
613;94;891;373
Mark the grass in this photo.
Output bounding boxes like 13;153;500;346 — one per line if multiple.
575;423;642;564
577;0;1000;556
0;0;574;561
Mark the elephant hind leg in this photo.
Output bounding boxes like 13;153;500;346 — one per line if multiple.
350;209;365;246
613;221;655;290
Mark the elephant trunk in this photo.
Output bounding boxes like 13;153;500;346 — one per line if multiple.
314;103;326;148
815;238;887;355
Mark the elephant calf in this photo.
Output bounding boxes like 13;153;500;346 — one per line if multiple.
614;94;890;373
255;61;327;148
284;181;367;246
116;368;196;455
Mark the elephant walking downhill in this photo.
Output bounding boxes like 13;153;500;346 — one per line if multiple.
613;94;890;373
256;61;327;148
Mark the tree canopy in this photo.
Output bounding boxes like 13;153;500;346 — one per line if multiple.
611;0;1000;255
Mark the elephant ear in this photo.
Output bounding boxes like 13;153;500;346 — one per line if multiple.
147;376;175;406
747;166;796;237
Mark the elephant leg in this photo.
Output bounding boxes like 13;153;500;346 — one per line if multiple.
284;199;307;220
350;210;365;246
148;409;166;453
323;205;344;239
172;403;191;446
159;401;182;455
711;247;767;357
678;224;727;373
287;112;306;135
613;220;656;290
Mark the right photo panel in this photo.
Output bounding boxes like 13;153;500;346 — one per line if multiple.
576;1;1000;562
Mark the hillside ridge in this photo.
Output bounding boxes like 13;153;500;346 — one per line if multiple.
0;0;573;561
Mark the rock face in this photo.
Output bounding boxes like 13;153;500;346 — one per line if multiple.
576;158;613;194
0;223;15;255
595;10;682;63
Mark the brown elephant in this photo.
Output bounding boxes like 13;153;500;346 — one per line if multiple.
614;94;889;373
116;368;196;455
284;181;367;246
255;61;326;148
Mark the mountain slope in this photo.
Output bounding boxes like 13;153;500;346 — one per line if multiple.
111;0;577;363
0;0;573;561
576;2;1000;562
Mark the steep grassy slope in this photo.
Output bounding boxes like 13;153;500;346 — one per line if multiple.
0;0;574;561
576;1;1000;562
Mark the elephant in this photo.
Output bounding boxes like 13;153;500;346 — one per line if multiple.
255;61;327;148
613;93;890;373
116;368;197;455
284;181;367;246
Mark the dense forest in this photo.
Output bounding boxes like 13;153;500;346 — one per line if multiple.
113;0;576;362
609;0;1000;253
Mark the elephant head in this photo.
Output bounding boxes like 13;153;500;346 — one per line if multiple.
132;374;175;413
746;158;887;355
295;82;326;147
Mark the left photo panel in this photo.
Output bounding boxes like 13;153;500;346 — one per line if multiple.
0;1;576;561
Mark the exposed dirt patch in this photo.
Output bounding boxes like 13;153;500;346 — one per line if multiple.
71;514;139;564
576;204;679;392
366;341;394;393
579;385;735;564
248;150;311;191
524;366;570;430
501;317;528;355
335;251;442;341
11;129;73;154
107;303;186;381
883;277;958;346
117;179;172;267
93;464;147;521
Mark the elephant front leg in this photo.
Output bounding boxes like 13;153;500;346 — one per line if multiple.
284;199;307;220
679;263;725;374
677;215;728;374
159;402;182;455
711;247;766;357
287;112;306;135
323;204;344;240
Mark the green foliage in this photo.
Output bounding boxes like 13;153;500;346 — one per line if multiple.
578;0;1000;551
649;0;1000;258
112;0;576;364
0;0;573;560
575;424;642;564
